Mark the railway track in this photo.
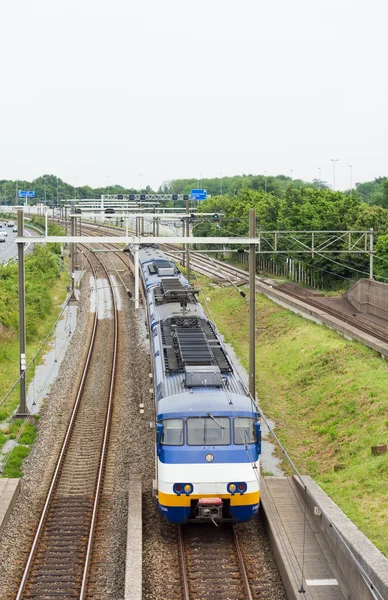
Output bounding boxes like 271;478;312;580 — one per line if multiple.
58;217;388;344
16;247;118;600
179;524;253;600
166;248;388;345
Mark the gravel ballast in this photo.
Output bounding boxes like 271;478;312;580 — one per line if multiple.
0;247;287;600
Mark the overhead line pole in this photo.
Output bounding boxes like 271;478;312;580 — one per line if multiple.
185;199;190;280
16;210;29;417
249;209;256;400
70;201;76;300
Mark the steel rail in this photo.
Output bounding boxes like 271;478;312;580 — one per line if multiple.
16;245;118;599
232;526;254;600
79;244;118;598
178;526;191;600
15;251;99;600
178;524;254;600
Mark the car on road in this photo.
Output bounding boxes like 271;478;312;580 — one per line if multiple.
0;230;8;237
7;221;15;227
0;236;5;243
13;227;18;233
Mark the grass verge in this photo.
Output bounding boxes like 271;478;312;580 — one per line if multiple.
197;278;388;557
0;238;69;477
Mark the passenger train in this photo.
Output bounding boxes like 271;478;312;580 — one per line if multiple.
129;244;261;524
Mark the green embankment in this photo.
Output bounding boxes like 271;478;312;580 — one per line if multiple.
200;280;388;557
0;221;69;476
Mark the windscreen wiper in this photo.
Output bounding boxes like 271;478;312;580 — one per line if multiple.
207;413;225;429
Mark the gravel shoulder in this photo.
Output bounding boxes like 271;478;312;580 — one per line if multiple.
0;273;93;599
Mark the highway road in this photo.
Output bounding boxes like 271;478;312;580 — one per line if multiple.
0;227;32;265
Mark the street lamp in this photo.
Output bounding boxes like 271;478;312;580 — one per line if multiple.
73;176;77;200
317;166;321;188
290;169;293;180
329;159;339;191
44;177;47;205
348;165;352;190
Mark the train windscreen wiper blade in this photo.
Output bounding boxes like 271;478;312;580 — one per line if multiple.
207;413;225;429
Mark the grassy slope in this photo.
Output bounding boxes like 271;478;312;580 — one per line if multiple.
0;273;69;476
200;280;388;557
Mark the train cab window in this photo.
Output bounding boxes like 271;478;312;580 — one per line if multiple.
161;419;184;445
187;417;230;446
234;418;256;444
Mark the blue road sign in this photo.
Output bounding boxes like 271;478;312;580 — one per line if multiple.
190;189;207;201
18;190;35;198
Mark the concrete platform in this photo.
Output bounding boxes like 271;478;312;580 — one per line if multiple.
0;478;20;537
261;476;388;600
124;474;142;600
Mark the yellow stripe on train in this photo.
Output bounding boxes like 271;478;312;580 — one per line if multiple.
158;491;260;507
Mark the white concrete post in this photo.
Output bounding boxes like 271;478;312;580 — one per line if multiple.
369;228;374;280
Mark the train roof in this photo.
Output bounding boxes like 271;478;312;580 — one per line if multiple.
157;392;257;419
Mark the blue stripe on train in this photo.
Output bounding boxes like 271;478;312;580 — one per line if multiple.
159;445;259;464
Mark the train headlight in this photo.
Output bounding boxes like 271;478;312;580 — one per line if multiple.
205;453;214;462
173;483;193;496
173;483;183;495
237;482;247;494
227;482;247;495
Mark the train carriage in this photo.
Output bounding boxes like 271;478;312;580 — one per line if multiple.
131;243;261;524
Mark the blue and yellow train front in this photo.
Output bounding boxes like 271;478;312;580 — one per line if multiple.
156;409;261;524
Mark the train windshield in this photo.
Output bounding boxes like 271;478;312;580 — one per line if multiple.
234;418;256;444
187;417;231;446
161;419;184;445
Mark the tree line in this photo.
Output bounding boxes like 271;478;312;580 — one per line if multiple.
194;186;388;286
1;173;387;207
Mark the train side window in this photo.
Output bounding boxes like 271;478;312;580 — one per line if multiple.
187;417;230;445
234;418;256;444
161;419;184;445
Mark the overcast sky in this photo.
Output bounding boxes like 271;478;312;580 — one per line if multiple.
1;0;387;191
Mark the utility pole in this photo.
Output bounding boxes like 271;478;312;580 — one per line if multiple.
70;201;76;300
370;228;374;280
182;218;186;267
330;158;339;191
183;198;189;267
186;199;190;283
16;209;29;417
249;208;256;400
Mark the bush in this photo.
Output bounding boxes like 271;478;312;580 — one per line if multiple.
0;245;62;341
